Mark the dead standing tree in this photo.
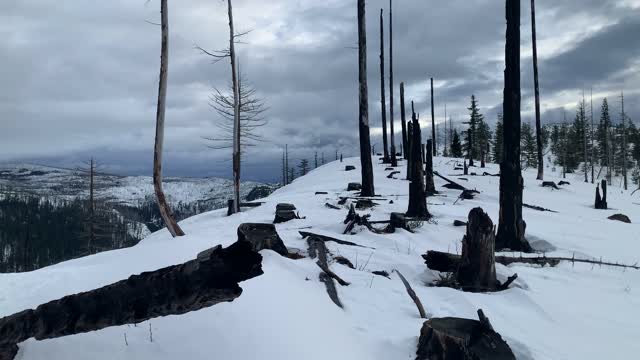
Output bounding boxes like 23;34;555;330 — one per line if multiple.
430;78;437;155
388;0;398;167
400;82;408;159
406;105;431;219
379;9;390;163
531;0;544;180
197;0;252;214
153;0;185;237
358;0;375;197
496;0;532;252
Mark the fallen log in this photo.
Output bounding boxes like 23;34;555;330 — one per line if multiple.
307;235;344;308
523;203;558;213
0;241;263;359
424;250;640;271
299;231;372;248
416;309;516;360
325;202;341;210
393;270;427;319
542;181;560;190
433;171;467;191
387;171;401;179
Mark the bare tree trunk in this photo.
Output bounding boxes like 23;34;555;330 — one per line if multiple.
228;0;241;213
388;0;397;167
358;0;375;197
407;107;430;219
406;119;413;180
590;88;595;183
89;158;95;253
379;9;389;163
622;92;628;190
400;82;408;159
425;139;436;195
430;78;436;155
496;0;530;252
153;0;185;237
531;0;544;181
444;104;448;155
583;92;588;183
285;144;289;184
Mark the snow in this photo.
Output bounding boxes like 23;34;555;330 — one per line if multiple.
2;156;640;359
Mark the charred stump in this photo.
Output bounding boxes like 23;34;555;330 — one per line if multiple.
416;310;516;360
595;179;608;209
237;223;289;256
406;109;431;219
407;119;414;180
457;208;498;292
0;241;263;359
496;0;532;253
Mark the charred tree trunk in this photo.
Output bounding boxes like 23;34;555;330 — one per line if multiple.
496;0;531;253
406;119;413;180
400;82;408;159
425;139;436;195
407;111;431;219
595;179;608;209
416;310;516;360
457;208;498;292
531;0;544;181
379;9;390;163
358;0;375;197
430;78;437;155
388;0;397;167
0;241;263;359
153;0;185;237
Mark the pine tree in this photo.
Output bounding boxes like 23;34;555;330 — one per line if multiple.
450;129;463;158
521;122;537;168
596;98;611;166
493;114;504;163
464;95;483;165
298;159;310;176
476;117;491;166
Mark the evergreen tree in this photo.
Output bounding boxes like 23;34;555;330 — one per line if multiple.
298;159;310;176
464;95;484;165
570;100;589;176
493;114;504;163
521;122;537;168
596;98;612;166
450;129;463;158
477;117;491;165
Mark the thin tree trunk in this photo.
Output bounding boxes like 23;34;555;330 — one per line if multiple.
407;109;430;219
583;92;588;183
430;78;436;155
228;0;241;213
496;0;530;252
388;0;397;167
531;0;544;181
590;88;595;183
358;0;375;197
153;0;185;237
379;9;389;163
400;82;408;159
444;104;448;155
622;92;628;190
89;158;95;253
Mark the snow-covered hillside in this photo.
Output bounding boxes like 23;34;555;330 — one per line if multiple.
1;156;639;359
0;163;267;206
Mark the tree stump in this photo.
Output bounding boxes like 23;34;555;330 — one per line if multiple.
416;310;515;360
237;223;289;256
345;165;356;171
390;212;408;231
348;182;363;191
406;111;430;219
595;180;608;209
608;214;631;224
274;203;299;224
456;208;498;292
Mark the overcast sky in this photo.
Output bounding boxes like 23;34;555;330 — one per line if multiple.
2;0;639;182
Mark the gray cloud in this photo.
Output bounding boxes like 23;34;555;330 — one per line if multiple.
1;0;639;182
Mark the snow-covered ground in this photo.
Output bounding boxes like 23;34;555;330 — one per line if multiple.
1;156;639;359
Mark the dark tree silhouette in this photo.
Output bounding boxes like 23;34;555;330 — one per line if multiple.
496;0;532;252
358;0;375;197
400;82;408;159
531;0;544;180
379;9;389;163
388;0;397;167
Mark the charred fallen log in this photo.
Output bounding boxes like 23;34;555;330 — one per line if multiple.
434;171;467;191
0;241;263;359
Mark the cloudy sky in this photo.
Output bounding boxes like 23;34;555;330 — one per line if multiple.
2;0;639;182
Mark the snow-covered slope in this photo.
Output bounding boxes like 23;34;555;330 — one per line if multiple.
2;157;639;359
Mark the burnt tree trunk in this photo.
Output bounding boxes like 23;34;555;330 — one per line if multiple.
407;119;414;180
425;139;436;195
400;82;408;159
531;0;544;181
0;241;262;359
416;310;516;360
407;111;430;219
379;9;389;163
457;208;498;292
358;0;375;197
153;0;185;237
388;0;397;167
496;0;531;253
430;77;437;155
595;179;608;209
